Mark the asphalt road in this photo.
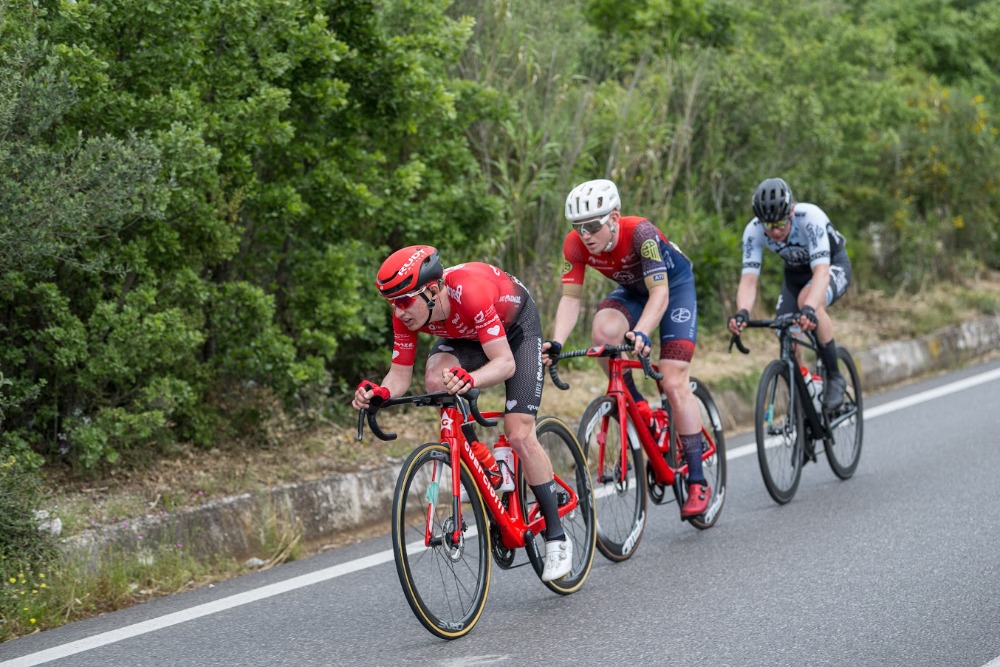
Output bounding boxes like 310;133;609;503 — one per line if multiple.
3;359;1000;667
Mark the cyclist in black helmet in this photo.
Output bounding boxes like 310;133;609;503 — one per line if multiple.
727;178;853;409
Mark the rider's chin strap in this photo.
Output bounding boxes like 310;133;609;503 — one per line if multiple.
604;222;618;252
418;284;438;328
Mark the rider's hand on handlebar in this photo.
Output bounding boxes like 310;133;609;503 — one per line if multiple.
625;330;652;357
728;309;749;336
443;366;475;395
797;305;818;332
353;380;390;411
541;340;562;367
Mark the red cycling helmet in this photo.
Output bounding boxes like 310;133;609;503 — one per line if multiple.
376;245;444;299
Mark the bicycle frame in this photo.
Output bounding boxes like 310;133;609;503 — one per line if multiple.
360;390;581;555
438;404;581;551
557;346;719;487
731;315;858;443
775;327;830;442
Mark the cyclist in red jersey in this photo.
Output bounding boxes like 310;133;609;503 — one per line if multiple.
542;179;711;518
353;245;573;581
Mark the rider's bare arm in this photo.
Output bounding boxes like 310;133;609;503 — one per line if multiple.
546;293;582;350
443;337;515;393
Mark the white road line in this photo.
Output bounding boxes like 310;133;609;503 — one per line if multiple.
5;365;1000;666
1;550;395;667
724;366;1000;461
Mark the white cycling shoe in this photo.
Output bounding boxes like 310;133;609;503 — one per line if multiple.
541;538;573;582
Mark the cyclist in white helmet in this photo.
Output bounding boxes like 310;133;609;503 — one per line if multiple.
727;177;853;409
542;179;712;519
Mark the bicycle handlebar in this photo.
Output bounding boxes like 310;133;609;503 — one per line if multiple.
728;313;816;355
547;343;663;390
356;387;498;442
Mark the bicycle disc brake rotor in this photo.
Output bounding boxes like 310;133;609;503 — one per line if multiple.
440;517;465;562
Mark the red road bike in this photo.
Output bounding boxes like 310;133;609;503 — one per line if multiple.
358;389;596;639
549;345;726;562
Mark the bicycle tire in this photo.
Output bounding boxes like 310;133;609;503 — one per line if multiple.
670;379;728;529
577;396;647;562
755;360;804;504
391;441;490;640
526;416;596;593
824;347;864;479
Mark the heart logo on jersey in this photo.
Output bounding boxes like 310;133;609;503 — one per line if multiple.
506;399;518;411
487;325;501;336
438;344;454;352
392;350;400;359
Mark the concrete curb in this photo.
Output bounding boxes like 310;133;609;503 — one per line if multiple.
62;315;1000;563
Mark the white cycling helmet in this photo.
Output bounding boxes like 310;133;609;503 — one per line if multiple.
565;179;621;222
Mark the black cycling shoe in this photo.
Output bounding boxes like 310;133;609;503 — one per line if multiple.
823;373;846;410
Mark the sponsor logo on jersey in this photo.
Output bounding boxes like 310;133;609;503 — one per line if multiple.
562;260;573;275
613;271;635;283
653;273;665;282
640;239;661;261
447;283;463;304
474;310;487;324
497;294;522;305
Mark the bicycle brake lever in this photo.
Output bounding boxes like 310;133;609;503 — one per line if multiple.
548;362;570;391
463;388;498;428
640;352;664;381
729;334;750;355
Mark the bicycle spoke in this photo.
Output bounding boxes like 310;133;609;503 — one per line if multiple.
825;348;864;479
392;443;490;639
755;361;803;504
577;397;646;562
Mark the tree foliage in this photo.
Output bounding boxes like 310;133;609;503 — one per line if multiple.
0;0;997;473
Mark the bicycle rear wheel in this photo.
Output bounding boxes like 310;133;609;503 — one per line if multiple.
668;378;728;529
527;417;596;594
824;347;864;479
392;442;490;640
577;396;647;562
755;360;804;504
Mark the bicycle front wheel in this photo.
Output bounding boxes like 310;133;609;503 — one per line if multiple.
528;416;596;594
392;442;490;640
755;360;804;504
825;347;864;479
577;396;647;562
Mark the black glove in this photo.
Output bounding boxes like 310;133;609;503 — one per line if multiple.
544;340;563;358
799;305;818;327
730;309;749;329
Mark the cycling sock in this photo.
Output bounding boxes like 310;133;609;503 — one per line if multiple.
818;339;842;377
531;481;565;541
623;370;647;405
681;432;705;484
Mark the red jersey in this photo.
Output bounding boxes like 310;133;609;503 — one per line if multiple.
560;215;692;297
391;262;526;366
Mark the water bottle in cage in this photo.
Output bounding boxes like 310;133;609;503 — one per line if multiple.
801;366;824;413
492;434;516;492
470;439;502;488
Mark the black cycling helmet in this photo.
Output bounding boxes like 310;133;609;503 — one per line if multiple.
752;178;793;223
376;245;443;299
